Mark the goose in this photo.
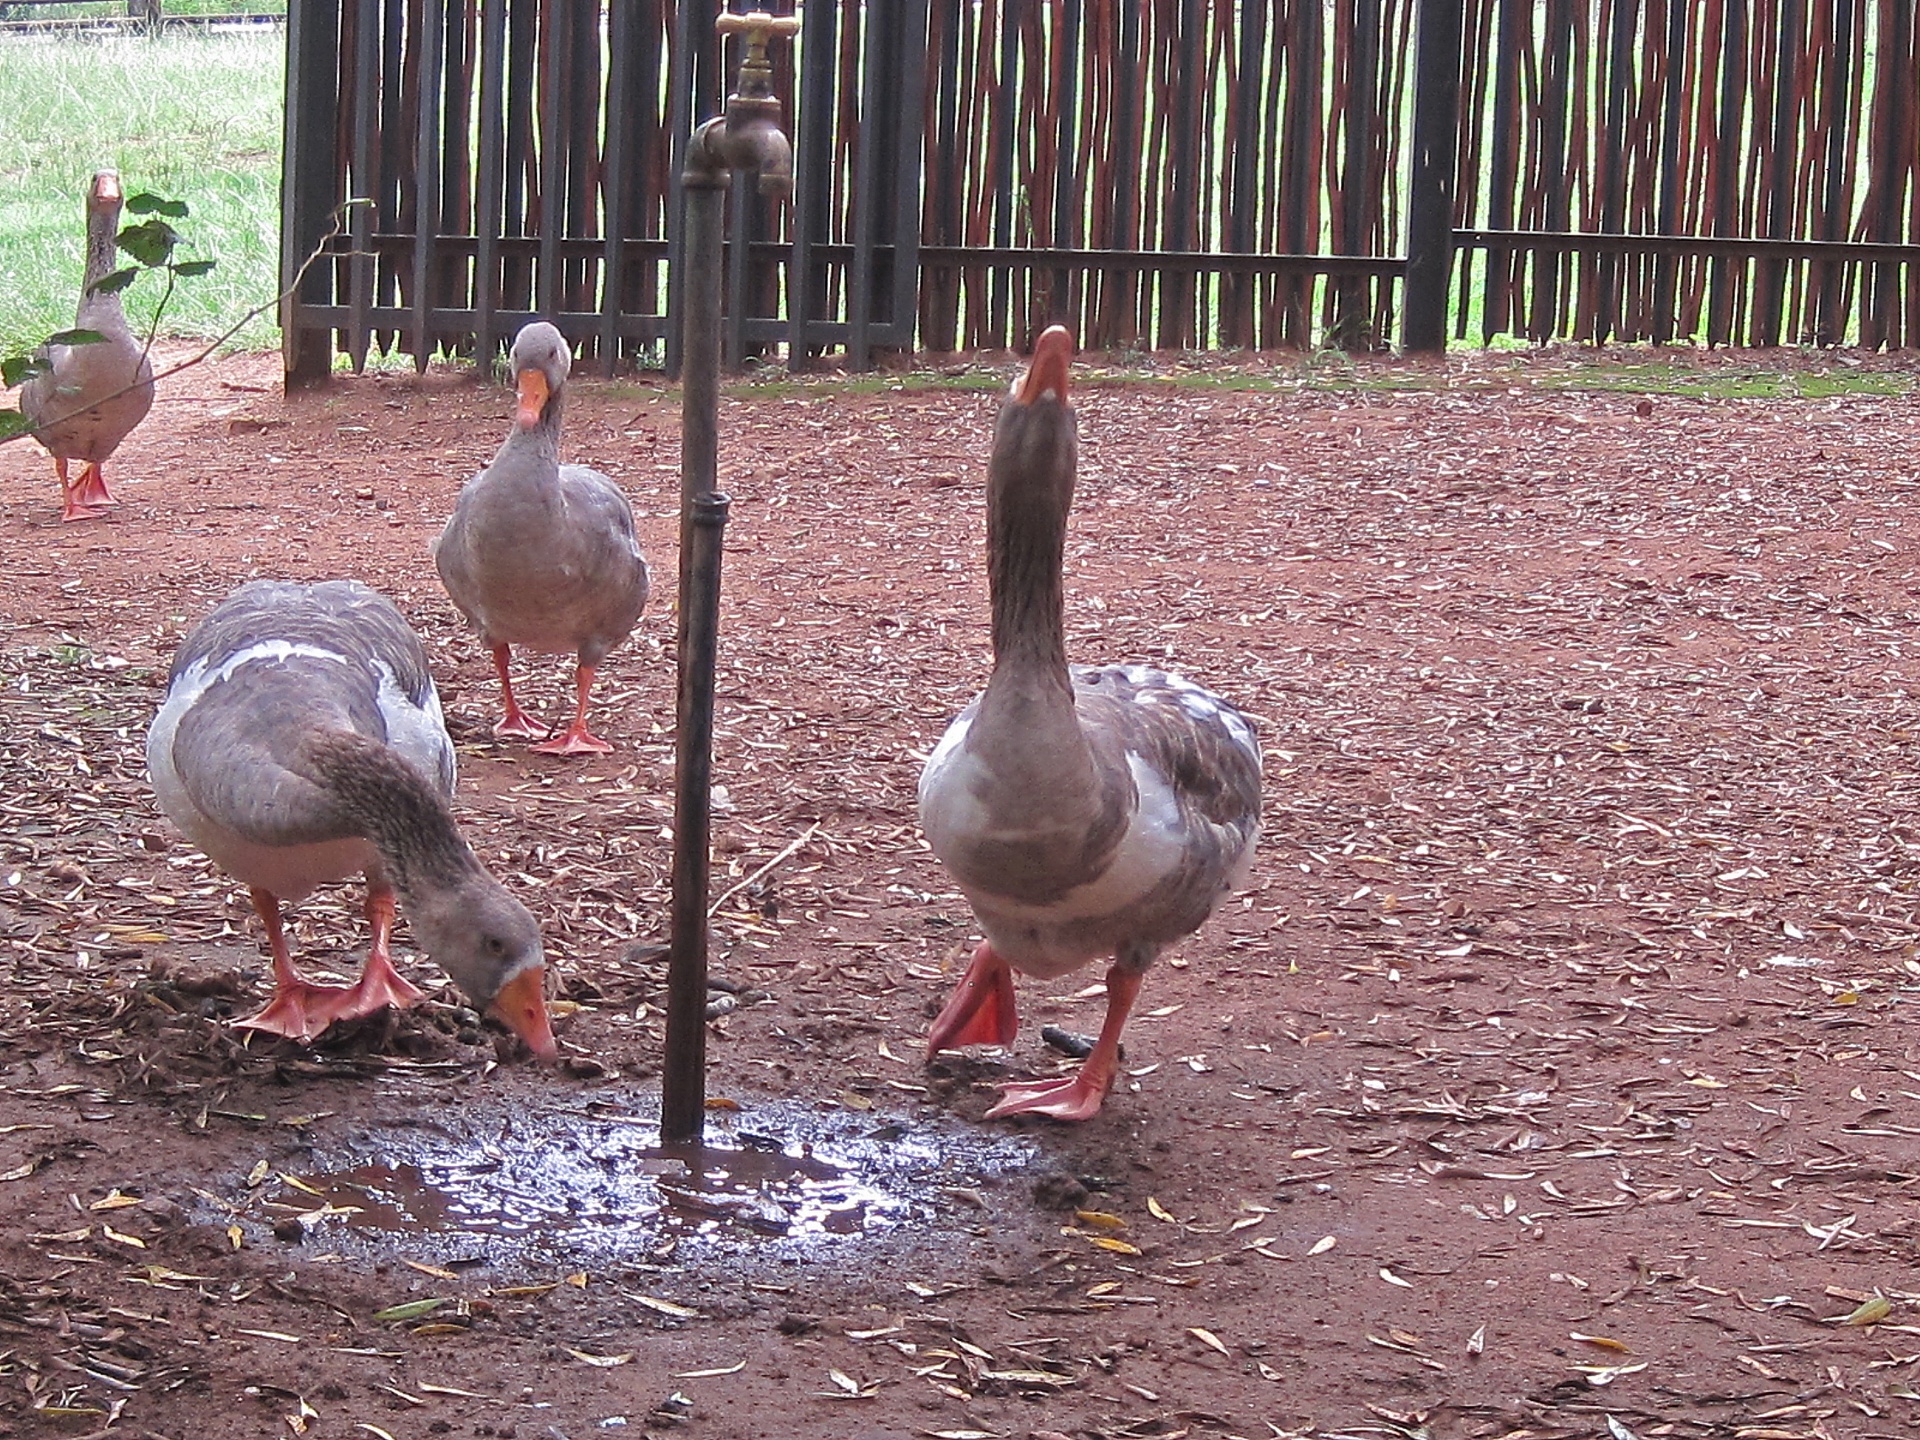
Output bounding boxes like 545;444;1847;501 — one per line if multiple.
917;326;1262;1121
19;169;155;523
146;579;556;1058
433;321;651;755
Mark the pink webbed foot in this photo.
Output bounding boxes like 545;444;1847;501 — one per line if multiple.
73;464;118;507
530;723;614;756
927;941;1019;1056
492;709;550;740
985;1069;1116;1122
331;948;427;1023
529;664;612;755
235;977;359;1042
489;644;549;739
982;965;1144;1124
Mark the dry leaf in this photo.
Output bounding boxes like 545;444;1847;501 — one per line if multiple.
1379;1267;1414;1288
1188;1326;1231;1357
1571;1331;1631;1353
1308;1235;1337;1256
1146;1197;1178;1223
1841;1294;1891;1326
634;1295;700;1318
673;1360;747;1378
1074;1209;1127;1230
567;1348;634;1367
373;1298;448;1323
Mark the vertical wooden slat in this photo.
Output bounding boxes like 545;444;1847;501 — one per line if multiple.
892;0;931;351
1104;0;1141;348
348;0;379;368
1222;0;1264;347
922;0;963;352
597;0;635;369
1705;0;1746;345
1160;0;1202;348
1280;0;1321;346
1866;0;1910;347
987;0;1021;346
409;0;444;371
471;0;507;373
1403;0;1463;352
1753;0;1801;346
501;0;537;314
848;5;880;369
1481;0;1520;341
282;0;341;385
786;0;834;367
1048;0;1079;325
1594;0;1639;343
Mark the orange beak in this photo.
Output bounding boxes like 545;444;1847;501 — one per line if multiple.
91;171;122;208
515;368;550;429
1015;325;1074;406
489;965;557;1061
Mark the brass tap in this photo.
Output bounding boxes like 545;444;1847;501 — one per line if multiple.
685;7;800;193
716;10;800;103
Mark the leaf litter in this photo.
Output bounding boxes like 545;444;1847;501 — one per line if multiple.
4;347;1920;1436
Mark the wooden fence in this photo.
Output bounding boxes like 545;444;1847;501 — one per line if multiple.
279;0;1920;381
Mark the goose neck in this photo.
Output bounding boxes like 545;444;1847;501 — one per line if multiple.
83;211;125;315
298;732;477;897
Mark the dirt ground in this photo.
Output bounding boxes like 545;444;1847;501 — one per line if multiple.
4;341;1920;1440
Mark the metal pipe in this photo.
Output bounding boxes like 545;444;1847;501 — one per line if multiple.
661;487;730;1144
661;6;797;1147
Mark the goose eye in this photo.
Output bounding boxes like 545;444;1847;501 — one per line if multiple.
485;935;506;957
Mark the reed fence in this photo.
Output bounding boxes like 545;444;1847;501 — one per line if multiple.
278;0;1920;381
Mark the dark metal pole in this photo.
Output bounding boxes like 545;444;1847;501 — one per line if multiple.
1403;0;1463;352
662;7;797;1146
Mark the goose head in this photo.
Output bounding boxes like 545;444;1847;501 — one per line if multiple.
88;169;124;216
509;321;573;431
409;879;556;1059
992;325;1077;508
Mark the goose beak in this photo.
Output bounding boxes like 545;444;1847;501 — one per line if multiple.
1013;325;1074;407
489;964;558;1060
515;368;550;429
90;171;122;208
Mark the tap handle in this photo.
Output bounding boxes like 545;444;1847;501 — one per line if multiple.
716;9;801;65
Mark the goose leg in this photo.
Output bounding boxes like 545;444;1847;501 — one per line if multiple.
72;462;118;507
489;644;549;739
926;941;1019;1056
985;965;1143;1122
54;458;104;524
332;883;427;1021
530;663;614;755
235;888;355;1042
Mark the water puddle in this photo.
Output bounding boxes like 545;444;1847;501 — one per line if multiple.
260;1096;1036;1272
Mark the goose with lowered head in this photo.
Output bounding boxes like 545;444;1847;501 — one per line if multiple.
917;326;1262;1121
146;579;556;1057
433;321;651;755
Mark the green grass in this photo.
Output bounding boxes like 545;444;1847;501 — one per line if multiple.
0;29;284;355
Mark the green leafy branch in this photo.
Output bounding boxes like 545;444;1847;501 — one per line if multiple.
0;191;213;442
1;195;368;446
